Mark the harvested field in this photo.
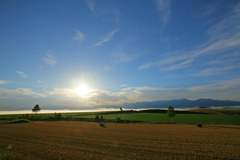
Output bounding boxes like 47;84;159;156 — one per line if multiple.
0;122;240;160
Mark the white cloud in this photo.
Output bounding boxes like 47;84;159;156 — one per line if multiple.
155;0;172;24
94;29;118;46
0;88;46;99
47;88;76;98
43;53;56;65
4;79;237;108
125;79;240;102
73;30;85;41
16;71;28;78
77;79;240;106
120;84;128;87
0;80;10;84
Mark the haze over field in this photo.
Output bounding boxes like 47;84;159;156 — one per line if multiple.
0;0;240;111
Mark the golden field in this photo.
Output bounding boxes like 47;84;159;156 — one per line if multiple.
0;122;240;160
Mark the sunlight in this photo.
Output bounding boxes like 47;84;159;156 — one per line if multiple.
75;84;90;97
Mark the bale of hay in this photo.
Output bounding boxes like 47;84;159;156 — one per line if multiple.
100;122;105;127
197;123;202;128
6;145;12;150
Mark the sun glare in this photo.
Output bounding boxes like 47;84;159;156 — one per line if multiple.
75;84;90;97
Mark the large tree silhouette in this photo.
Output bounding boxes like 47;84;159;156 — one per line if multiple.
32;104;41;114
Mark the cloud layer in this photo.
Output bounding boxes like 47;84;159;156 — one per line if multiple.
0;80;10;84
0;77;239;110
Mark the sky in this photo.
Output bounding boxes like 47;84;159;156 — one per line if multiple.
0;0;240;111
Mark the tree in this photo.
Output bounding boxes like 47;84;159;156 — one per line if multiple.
32;104;41;114
167;106;176;123
54;113;62;120
94;115;100;122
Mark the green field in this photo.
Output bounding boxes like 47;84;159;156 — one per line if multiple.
0;109;240;125
77;112;240;124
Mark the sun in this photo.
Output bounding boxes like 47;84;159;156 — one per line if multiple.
75;84;90;97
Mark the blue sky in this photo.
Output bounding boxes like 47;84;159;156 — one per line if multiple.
0;0;240;110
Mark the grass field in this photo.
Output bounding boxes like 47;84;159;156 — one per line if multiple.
78;112;240;124
0;122;240;159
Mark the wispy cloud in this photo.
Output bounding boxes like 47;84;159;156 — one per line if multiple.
73;30;85;41
140;2;240;76
86;0;120;25
37;80;43;83
0;80;10;84
111;52;139;63
86;0;96;13
200;2;219;18
94;29;118;46
43;53;57;66
155;0;172;25
104;65;111;71
194;66;238;77
16;71;28;78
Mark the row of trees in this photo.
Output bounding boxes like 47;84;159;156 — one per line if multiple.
32;104;176;122
119;106;176;122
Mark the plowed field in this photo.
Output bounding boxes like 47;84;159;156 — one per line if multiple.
0;122;240;160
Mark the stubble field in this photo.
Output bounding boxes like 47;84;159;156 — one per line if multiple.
0;122;240;160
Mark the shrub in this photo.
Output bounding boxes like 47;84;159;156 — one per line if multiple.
66;115;74;121
116;117;122;123
94;115;100;122
28;116;40;121
54;113;62;120
22;114;29;119
47;116;54;121
197;123;202;128
8;119;31;124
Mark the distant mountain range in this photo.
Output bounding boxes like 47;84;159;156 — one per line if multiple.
120;98;240;109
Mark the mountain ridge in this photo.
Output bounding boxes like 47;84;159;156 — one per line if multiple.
120;98;240;109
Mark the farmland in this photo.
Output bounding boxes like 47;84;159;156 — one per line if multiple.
0;122;240;159
1;109;240;125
